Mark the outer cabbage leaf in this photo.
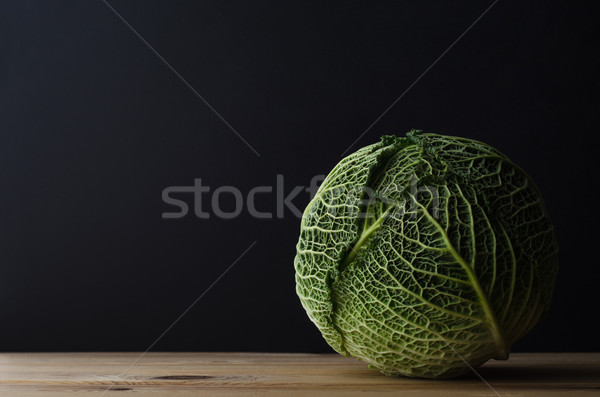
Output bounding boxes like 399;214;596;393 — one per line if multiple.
294;132;558;378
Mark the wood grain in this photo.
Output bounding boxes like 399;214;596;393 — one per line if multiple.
0;352;598;396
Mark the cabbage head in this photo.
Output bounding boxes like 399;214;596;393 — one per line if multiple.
294;131;558;379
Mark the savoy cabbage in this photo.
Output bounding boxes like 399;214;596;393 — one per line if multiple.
294;131;558;378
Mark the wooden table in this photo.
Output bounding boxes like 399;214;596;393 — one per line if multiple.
0;352;598;396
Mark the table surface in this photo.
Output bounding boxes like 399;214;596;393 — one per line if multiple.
0;352;598;396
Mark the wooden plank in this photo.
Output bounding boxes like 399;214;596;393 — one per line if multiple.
0;353;598;396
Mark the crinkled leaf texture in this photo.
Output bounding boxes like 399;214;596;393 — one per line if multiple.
294;131;558;379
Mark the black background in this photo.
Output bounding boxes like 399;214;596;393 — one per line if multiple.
1;1;598;353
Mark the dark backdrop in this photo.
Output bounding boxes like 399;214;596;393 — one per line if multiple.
1;1;598;353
